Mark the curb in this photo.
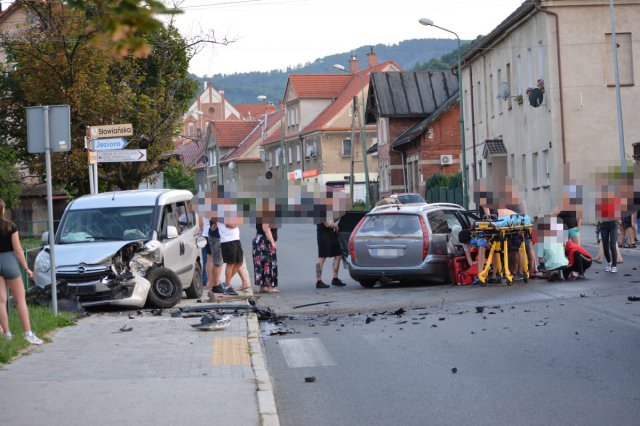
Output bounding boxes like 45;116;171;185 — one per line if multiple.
247;311;280;426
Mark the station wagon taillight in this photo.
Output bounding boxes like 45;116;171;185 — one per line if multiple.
419;215;429;260
349;217;367;264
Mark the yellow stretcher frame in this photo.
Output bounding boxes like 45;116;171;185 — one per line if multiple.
471;221;533;286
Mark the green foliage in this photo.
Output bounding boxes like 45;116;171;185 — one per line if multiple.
0;305;75;364
0;3;197;195
413;38;480;72
163;159;195;193
0;146;21;208
351;201;367;211
425;172;462;191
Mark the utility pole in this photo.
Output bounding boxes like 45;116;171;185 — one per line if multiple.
349;96;356;202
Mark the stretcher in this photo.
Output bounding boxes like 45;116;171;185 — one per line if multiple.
471;214;533;286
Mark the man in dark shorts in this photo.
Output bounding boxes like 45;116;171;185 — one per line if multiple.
315;219;346;289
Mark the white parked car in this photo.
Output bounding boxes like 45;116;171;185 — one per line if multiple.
34;189;206;308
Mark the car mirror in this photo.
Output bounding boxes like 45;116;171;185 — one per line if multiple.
41;231;49;245
167;226;179;239
196;236;207;248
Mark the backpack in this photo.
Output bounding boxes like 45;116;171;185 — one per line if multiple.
457;263;478;285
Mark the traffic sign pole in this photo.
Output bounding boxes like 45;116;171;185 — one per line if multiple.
43;106;58;315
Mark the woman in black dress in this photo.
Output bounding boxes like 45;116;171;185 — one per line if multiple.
253;218;278;293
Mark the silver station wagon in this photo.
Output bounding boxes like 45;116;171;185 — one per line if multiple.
344;203;476;287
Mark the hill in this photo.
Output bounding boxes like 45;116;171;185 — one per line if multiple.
190;38;469;105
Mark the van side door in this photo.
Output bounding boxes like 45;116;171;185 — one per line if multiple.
159;203;191;287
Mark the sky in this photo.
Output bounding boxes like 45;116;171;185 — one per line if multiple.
1;0;526;76
171;0;527;76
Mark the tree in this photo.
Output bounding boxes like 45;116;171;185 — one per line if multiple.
163;158;195;193
0;1;198;195
0;146;22;208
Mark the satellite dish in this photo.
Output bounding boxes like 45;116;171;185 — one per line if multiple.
265;171;273;179
497;82;510;101
528;88;544;107
228;161;236;170
200;155;208;164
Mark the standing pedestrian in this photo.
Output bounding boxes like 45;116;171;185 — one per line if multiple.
315;219;346;288
0;199;42;345
596;183;622;273
253;215;279;294
203;218;224;295
218;221;243;296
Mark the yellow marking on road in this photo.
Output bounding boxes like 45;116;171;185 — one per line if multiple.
211;337;251;365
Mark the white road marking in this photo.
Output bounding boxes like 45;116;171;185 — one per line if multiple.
278;338;336;368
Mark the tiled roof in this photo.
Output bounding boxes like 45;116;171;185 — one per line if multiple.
211;121;259;148
234;104;273;121
176;140;206;168
483;138;508;158
301;61;402;135
287;74;352;99
223;110;285;163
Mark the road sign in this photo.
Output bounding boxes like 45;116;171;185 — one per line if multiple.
91;137;128;151
26;105;71;153
97;149;147;163
89;123;133;139
88;151;98;165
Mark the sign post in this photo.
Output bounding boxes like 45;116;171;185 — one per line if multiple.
97;149;147;162
86;123;134;194
26;105;71;316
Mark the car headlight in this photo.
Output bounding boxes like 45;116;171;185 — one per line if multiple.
34;250;51;273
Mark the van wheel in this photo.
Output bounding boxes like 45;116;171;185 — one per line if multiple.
146;267;182;308
185;262;203;299
359;280;376;288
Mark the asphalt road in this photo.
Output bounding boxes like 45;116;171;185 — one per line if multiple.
240;223;640;426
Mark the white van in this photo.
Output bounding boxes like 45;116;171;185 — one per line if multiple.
33;189;205;308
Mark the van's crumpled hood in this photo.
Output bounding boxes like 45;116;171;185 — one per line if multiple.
51;241;141;266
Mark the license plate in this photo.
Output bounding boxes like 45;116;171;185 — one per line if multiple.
371;248;403;257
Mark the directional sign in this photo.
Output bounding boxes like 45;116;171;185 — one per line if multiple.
97;149;147;163
89;123;133;139
91;137;128;151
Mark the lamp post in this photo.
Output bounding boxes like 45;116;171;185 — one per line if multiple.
608;0;626;166
333;64;370;208
419;18;468;209
258;95;287;179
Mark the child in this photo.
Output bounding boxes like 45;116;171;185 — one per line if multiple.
563;240;592;280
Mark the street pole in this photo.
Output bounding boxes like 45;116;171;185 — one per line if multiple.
349;97;356;202
280;105;286;180
419;19;468;209
43;106;58;315
609;0;626;166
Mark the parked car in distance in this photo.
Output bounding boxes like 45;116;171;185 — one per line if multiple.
389;193;427;205
33;189;206;308
343;203;476;287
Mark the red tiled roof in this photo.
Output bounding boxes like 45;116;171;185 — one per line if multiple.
211;121;259;148
224;109;284;162
235;104;274;121
287;74;352;99
176;140;206;168
301;61;401;135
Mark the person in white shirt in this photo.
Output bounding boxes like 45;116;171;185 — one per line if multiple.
218;222;251;295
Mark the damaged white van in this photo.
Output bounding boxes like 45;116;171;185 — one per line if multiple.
33;189;206;308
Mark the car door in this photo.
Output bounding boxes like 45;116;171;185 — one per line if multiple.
176;200;196;285
159;204;191;286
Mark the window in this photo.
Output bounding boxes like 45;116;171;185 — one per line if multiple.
606;33;634;86
476;81;482;123
489;73;495;118
160;205;179;239
516;54;523;95
510;154;515;178
296;144;301;162
543;149;550;187
497;68;504;115
275;148;281;167
506;63;512;110
188;123;194;136
527;48;533;88
521;154;527;188
266;152;272;168
532;152;539;188
208;148;216;168
427;210;463;234
342;139;352;157
288;146;293;164
537;41;545;81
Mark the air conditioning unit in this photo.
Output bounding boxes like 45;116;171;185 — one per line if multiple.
440;155;453;165
259;147;265;162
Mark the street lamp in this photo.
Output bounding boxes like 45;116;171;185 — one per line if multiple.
257;95;286;180
333;64;370;208
608;0;626;166
419;18;468;209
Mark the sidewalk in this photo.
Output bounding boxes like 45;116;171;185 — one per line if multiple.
0;264;279;426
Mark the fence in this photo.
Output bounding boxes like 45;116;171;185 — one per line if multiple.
425;187;463;206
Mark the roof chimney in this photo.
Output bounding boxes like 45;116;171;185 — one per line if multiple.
349;55;360;73
366;46;377;68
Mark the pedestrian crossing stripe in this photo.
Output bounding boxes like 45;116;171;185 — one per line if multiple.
278;337;336;368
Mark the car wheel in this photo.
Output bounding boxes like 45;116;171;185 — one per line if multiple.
358;280;376;288
185;262;203;299
146;267;182;308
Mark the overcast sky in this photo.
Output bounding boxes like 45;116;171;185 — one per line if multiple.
172;0;526;76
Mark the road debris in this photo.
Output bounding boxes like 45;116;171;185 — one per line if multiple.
292;301;336;309
628;296;640;302
393;308;406;317
305;376;316;383
366;317;374;324
476;306;485;313
119;325;133;332
191;313;231;330
451;367;458;374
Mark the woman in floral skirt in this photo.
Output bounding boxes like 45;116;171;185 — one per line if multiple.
253;219;278;293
